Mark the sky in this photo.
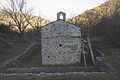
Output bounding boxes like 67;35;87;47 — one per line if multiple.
1;0;109;21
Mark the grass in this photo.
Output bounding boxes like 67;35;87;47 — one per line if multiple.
102;48;120;72
21;49;42;67
91;37;120;72
0;39;31;65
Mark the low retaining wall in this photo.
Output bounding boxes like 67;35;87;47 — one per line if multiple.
0;72;106;77
5;66;99;73
95;49;117;74
0;43;40;70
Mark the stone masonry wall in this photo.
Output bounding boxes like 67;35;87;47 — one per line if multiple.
41;20;81;66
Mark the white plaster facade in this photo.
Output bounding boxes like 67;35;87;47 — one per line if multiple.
40;12;81;66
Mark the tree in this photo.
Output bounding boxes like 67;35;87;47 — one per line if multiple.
29;15;49;32
1;0;34;34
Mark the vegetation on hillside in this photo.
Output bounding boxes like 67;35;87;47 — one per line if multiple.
67;0;120;27
67;0;120;48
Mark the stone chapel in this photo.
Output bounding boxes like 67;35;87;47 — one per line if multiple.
40;11;81;66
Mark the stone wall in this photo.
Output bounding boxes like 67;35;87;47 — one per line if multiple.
41;20;81;66
0;43;40;70
0;71;106;77
5;66;99;73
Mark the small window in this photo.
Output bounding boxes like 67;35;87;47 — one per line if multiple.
48;56;50;58
60;15;64;20
59;44;62;47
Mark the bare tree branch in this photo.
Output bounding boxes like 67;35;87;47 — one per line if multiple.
1;0;34;34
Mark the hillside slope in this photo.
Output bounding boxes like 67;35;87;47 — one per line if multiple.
0;10;50;32
67;0;120;27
